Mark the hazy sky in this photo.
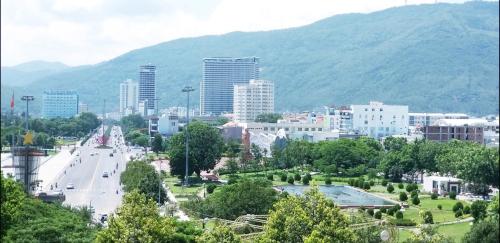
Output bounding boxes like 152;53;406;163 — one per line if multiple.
2;0;473;66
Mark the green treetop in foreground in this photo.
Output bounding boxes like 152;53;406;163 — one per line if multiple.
96;190;201;242
259;186;357;243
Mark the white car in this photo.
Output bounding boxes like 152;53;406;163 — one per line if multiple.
66;183;75;189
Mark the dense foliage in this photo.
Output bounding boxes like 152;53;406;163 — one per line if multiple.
182;178;278;220
96;190;201;242
169;121;224;177
254;113;283;123
1;112;100;148
120;160;167;204
260;186;357;242
1;175;97;241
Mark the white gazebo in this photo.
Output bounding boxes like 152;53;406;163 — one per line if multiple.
423;175;462;195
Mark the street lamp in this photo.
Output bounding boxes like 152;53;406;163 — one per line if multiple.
21;96;34;131
182;86;194;186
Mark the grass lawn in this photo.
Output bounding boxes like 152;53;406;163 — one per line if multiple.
437;222;471;242
398;222;471;242
164;176;202;197
399;197;470;224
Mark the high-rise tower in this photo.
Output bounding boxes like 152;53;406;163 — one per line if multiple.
138;65;156;115
200;57;259;115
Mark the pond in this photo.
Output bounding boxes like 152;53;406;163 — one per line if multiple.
278;185;397;207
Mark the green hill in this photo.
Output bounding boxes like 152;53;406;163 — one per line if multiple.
1;2;498;116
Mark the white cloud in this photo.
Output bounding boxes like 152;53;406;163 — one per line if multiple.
1;0;475;66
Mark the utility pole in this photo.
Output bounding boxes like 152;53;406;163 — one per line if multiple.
102;99;106;146
21;96;34;131
21;95;34;194
182;86;194;186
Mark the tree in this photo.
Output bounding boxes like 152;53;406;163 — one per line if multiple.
383;137;407;151
462;217;499;243
197;223;241;243
471;200;489;222
96;190;179;242
399;192;408;201
152;134;164;155
1;174;25;237
255;113;283;123
168;122;224;177
134;135;150;148
120;160;167;204
404;225;452;243
182;178;278;220
34;132;49;147
387;184;394;193
437;141;499;190
120;114;146;133
261;186;357;243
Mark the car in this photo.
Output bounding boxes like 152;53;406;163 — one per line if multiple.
102;172;109;178
66;183;75;189
90;153;94;156
109;153;113;157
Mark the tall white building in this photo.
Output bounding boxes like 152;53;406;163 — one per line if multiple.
120;79;139;116
351;101;409;139
233;79;274;122
408;112;469;127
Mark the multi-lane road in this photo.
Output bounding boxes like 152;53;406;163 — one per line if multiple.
47;125;141;221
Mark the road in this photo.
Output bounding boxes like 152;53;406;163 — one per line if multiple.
48;125;141;221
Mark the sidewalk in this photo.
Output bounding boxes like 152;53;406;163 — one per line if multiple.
150;160;189;221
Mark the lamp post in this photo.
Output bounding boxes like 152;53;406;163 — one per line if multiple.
182;86;194;186
21;96;34;131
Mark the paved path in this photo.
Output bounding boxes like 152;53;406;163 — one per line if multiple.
150;160;189;221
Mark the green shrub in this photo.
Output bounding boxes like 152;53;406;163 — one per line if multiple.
325;177;332;185
302;176;310;185
431;193;438;200
374;211;382;219
367;208;374;216
266;174;274;181
449;191;457;200
348;178;355;186
359;206;366;212
398;183;404;189
455;209;463;218
294;173;301;181
453;202;464;213
437;204;442;210
206;184;216;194
363;182;371;190
471;200;488;221
280;174;287;182
380;208;387;214
406;183;413;192
304;173;312;181
423;211;434;224
369;180;375;186
399;192;408;201
463;205;471;214
287;177;295;184
412;196;420;205
381;180;388;186
395;211;403;219
410;190;418;198
390;218;416;226
387;184;394;193
387;208;395;216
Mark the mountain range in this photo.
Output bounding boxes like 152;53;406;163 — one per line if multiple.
1;1;498;116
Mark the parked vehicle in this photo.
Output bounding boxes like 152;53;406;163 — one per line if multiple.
35;191;66;203
66;183;75;189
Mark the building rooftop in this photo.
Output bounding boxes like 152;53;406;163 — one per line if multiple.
432;118;488;127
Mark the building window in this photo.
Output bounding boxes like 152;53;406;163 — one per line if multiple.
305;128;309;131
298;128;302;131
311;128;316;131
364;121;368;125
318;128;322;131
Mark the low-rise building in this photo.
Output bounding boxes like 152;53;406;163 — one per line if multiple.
423;118;486;144
409;113;468;127
158;114;179;137
351;101;409;139
423;174;462;195
324;106;353;132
